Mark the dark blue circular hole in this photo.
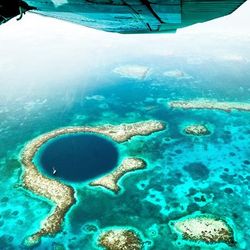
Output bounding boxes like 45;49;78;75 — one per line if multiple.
38;133;119;182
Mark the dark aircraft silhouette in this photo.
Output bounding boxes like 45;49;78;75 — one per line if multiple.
0;0;246;33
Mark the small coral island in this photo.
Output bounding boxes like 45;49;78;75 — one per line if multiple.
20;121;165;245
184;124;211;136
98;228;142;250
113;65;151;80
170;214;235;246
169;99;250;112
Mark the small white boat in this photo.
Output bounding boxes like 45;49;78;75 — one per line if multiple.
52;167;57;175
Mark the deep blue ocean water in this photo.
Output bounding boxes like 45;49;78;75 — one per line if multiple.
0;30;250;250
37;134;119;182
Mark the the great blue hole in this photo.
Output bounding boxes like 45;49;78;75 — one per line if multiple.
37;133;119;182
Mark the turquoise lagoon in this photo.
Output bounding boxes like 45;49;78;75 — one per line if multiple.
0;17;250;250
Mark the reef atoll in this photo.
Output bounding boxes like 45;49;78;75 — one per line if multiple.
170;214;235;246
20;121;165;245
169;99;250;112
184;124;211;136
98;229;142;250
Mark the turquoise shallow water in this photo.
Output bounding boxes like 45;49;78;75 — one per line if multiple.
0;30;250;249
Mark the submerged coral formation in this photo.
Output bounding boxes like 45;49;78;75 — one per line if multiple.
183;162;210;181
20;121;165;244
163;70;191;79
170;214;235;246
98;229;142;250
169;100;250;112
184;124;211;136
90;158;146;193
113;65;151;80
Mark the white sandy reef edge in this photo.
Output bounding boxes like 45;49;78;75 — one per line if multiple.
90;158;146;193
169;99;250;112
170;213;235;246
98;228;143;250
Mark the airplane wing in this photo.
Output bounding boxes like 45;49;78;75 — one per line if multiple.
0;0;247;33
